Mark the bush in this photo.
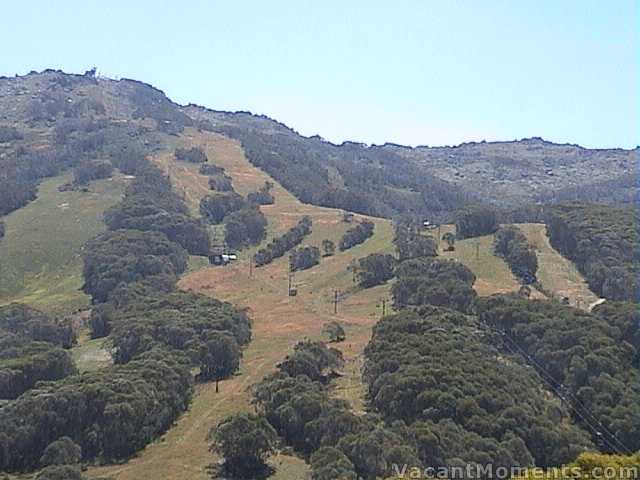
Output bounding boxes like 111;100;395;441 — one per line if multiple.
290;246;321;271
455;205;499;239
40;437;82;466
209;413;277;478
208;174;233;192
494;225;538;283
224;206;267;249
199;192;245;224
322;239;335;257
254;216;312;267
247;181;275;205
356;253;396;288
339;220;374;251
174;146;207;163
73;160;113;185
392;258;477;313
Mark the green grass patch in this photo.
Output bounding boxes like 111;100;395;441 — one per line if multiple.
0;173;125;315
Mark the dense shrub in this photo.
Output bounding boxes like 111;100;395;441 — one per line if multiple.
199;192;245;224
224;206;267;249
254;341;423;479
174;146;207;163
208;174;233;192
82;229;188;303
494;225;538;283
364;306;592;469
0;349;192;471
289;246;321;271
0;303;76;348
339;220;374;251
392;257;477;313
546;204;639;301
209;413;277;478
215;123;473;218
478;295;640;452
356;253;396;288
455;205;499;239
104;166;210;255
254;216;312;267
106;288;251;365
73;160;113;185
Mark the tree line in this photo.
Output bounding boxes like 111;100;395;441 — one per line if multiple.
363;305;592;471
0;304;77;400
104;164;211;255
254;216;312;267
213;122;475;219
339;220;374;251
0;348;193;472
210;339;422;479
546;204;639;301
478;295;640;452
494;225;538;283
289;245;321;271
1;115;156;217
455;204;499;239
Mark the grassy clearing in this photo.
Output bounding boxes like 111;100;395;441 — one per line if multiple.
438;225;521;296
0;173;126;315
518;223;598;308
72;330;113;373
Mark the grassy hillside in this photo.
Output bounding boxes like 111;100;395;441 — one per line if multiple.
0;173;126;314
88;131;522;480
518;223;599;308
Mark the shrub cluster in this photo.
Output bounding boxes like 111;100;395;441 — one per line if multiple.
392;257;477;313
455;205;499;239
478;295;640;452
339;220;374;251
224;206;267;249
494;225;538;283
254;216;312;267
363;306;592;470
253;341;421;479
546;204;639;301
174;146;207;163
289;246;321;271
0;304;77;399
356;253;396;288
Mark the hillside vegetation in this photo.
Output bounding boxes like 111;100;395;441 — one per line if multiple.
0;70;636;480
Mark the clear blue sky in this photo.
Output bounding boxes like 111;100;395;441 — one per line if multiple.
2;1;638;148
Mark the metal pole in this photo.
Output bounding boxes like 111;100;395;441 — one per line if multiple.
334;290;338;314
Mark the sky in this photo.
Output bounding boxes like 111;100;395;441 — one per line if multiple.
1;1;638;148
